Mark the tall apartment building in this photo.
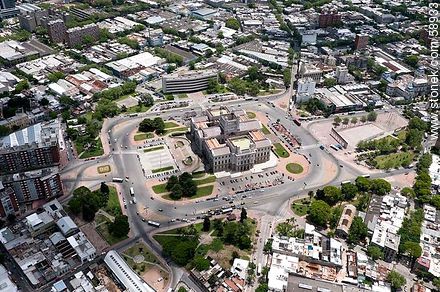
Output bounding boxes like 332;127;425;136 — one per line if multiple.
354;34;369;50
47;19;66;43
190;106;272;173
17;3;49;32
0;120;61;175
65;23;100;48
318;11;341;28
162;70;218;93
0;166;62;203
0;182;19;218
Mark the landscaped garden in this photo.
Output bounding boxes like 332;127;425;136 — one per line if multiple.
273;142;289;158
286;163;304;174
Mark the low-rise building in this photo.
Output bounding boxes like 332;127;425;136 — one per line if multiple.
0;200;96;288
370;194;407;262
104;250;155;292
162;70;218;94
190;106;272;173
336;204;356;238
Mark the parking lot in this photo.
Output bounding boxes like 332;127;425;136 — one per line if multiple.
217;168;293;195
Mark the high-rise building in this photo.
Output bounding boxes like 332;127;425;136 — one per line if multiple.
354;34;369;50
0;120;61;175
0;0;15;10
65;23;100;48
318;11;341;28
296;78;316;103
1;167;62;203
47;19;66;43
0;182;19;218
335;65;350;84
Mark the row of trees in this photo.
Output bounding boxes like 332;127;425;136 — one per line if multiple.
68;185;109;221
139;117;165;134
154;48;183;66
166;172;197;200
93;81;137;101
333;111;377;127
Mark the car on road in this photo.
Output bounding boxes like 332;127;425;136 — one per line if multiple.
158;208;163;212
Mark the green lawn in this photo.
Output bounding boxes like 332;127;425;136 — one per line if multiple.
291;199;310;216
143;146;164;152
134;132;154;141
374;152;415;169
286;163;304;174
123;243;160;264
127;105;151;113
273;143;289;158
152;166;174;173
164;121;179;129
195;185;214;197
261;124;271;135
152;183;168;194
163;127;188;135
104;186;122;216
96;220;128;245
78;138;104;159
246;112;256;119
153;235;178;247
192;171;207;178
194;176;216;186
177;93;188;99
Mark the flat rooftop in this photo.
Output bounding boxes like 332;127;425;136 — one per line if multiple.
210;108;230;117
230;137;251;150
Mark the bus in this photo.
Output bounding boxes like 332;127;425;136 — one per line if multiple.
257;264;262;276
222;208;233;214
361;174;370;178
293;119;301;126
129;187;135;196
112;177;124;183
341;180;351;185
330;145;339;151
147;221;161;227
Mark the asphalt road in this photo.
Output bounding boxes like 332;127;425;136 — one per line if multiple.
59;95;410;290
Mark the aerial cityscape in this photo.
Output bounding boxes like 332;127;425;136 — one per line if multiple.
0;0;438;291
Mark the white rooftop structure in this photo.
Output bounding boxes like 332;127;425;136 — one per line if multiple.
231;258;249;280
429;154;440;188
0;264;18;292
106;52;162;74
104;250;155;292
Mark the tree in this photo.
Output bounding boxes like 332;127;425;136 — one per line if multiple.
225;18;240;30
323;77;337;87
100;182;110;195
387;270;406;290
367;245;384;260
433;278;440;290
401;187;415;198
256;283;268;292
318;186;343;205
240;208;247;223
360;116;367;123
348;217;368;244
404;55;419;68
193;256;210;271
409;117;428;131
342;117;349;125
0;125;10;137
203;216;211;232
247;66;261;81
355;176;371;192
14;80;30;93
276;222;294;237
166;175;179;190
351;117;358;124
207;78;220;94
367;111;377;121
333;116;342;126
341;182;358;200
401;241;422;262
308;200;331;227
431;195;440;209
370;178;391;196
329;206;343;229
110;215;130;238
47;71;65;83
217;31;224;39
170;184;183;200
171;240;198;266
39;97;50;106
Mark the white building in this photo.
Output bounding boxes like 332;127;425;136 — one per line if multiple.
67;232;96;264
0;264;18;292
429;154;440;191
104;250;155;292
296;78;316;103
231;258;249;280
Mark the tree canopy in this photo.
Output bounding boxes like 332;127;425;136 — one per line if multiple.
308;200;331;227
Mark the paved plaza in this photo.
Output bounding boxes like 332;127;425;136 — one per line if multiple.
138;143;178;178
